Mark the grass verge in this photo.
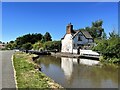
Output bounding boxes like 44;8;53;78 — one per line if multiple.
13;52;63;89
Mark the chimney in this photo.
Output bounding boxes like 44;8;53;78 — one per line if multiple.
66;23;73;34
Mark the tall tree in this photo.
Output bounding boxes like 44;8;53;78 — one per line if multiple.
15;33;43;48
85;20;104;39
91;20;104;38
9;41;14;44
44;32;52;41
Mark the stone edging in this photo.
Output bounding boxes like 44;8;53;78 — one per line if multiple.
11;55;18;89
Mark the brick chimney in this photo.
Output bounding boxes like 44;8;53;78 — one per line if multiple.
66;23;73;34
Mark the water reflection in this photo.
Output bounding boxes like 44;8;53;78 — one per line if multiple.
35;56;118;88
61;57;100;80
61;57;73;80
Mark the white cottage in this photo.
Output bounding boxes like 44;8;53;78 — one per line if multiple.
61;23;94;54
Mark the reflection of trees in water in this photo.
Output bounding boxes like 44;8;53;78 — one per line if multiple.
76;64;118;87
35;55;61;68
90;64;118;82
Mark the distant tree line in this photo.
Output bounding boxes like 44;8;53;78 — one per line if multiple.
0;41;5;44
5;32;61;51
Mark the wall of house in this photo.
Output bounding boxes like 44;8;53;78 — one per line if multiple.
73;32;86;49
61;32;93;53
73;49;77;54
88;39;93;43
61;34;73;53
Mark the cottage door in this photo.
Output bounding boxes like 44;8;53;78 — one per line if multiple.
77;47;80;54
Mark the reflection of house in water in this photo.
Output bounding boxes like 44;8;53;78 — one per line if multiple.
61;57;73;80
79;58;100;66
61;57;100;80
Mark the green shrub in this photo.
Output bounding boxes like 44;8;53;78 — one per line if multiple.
93;32;120;63
33;41;43;50
43;41;61;51
21;43;33;50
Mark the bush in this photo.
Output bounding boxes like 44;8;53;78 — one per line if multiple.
21;43;33;50
108;58;120;63
33;41;43;50
43;41;61;51
93;32;120;63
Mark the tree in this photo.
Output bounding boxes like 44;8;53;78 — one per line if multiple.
5;43;14;50
0;41;2;43
91;20;104;38
93;31;120;63
43;41;61;51
9;32;52;49
85;20;104;39
33;41;43;50
21;43;33;50
44;32;52;42
9;41;14;44
5;41;16;50
5;43;12;50
41;36;46;43
15;33;43;49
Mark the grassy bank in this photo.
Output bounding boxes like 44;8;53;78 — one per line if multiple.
13;52;63;89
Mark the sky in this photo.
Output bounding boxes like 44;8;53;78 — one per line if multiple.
2;2;118;42
1;0;120;2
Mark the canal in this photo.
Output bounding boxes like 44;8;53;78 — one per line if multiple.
34;55;118;88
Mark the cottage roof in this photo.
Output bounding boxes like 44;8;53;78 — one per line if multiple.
61;29;93;40
79;30;93;39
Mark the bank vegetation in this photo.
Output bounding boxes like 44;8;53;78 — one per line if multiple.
13;52;63;89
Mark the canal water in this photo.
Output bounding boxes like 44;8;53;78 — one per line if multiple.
34;55;118;88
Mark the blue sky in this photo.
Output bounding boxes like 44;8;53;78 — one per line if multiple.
2;2;118;42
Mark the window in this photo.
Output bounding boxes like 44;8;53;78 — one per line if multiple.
78;35;82;41
88;39;90;43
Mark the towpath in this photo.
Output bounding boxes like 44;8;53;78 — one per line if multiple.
1;50;16;89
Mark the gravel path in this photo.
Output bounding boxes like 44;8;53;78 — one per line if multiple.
1;50;16;89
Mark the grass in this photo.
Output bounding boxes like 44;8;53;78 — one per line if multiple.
13;52;63;89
